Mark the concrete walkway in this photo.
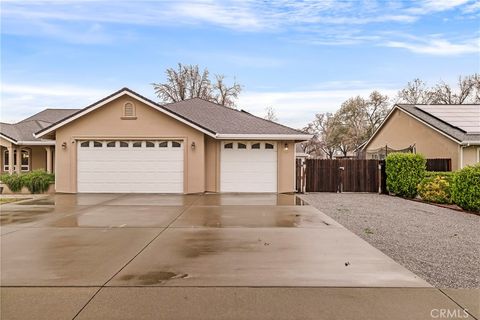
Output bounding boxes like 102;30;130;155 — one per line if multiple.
1;194;477;319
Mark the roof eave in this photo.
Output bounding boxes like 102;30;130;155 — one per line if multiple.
215;134;313;140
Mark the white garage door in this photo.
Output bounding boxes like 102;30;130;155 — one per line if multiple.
77;140;183;193
220;141;277;192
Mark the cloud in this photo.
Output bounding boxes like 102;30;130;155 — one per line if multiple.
0;83;112;122
239;86;399;129
384;36;480;55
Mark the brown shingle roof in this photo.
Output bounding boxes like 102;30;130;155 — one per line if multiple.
1;108;80;142
162;98;304;135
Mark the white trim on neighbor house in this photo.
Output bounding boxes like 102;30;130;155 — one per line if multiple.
362;105;462;151
0;134;17;144
216;134;313;140
34;90;218;139
17;140;56;146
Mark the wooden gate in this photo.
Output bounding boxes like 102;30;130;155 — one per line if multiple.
304;159;385;193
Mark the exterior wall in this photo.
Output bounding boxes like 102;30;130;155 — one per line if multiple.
366;109;461;170
277;140;295;193
30;146;47;171
54;94;205;193
462;146;480;168
204;137;219;192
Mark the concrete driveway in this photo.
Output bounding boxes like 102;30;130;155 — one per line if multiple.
0;194;475;320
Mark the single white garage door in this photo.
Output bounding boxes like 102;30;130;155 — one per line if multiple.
220;141;277;192
77;140;183;193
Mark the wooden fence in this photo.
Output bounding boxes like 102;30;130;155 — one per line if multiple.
426;158;452;172
302;159;385;193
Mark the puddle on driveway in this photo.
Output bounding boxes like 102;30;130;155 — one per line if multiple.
0;209;53;225
119;271;189;285
16;198;55;206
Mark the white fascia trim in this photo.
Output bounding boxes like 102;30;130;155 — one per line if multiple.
216;134;313;140
461;141;480;145
17;141;56;146
0;134;17;144
34;90;217;139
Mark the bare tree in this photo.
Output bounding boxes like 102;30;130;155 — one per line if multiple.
365;91;390;138
152;63;242;107
303;113;338;159
397;74;480;104
264;106;278;122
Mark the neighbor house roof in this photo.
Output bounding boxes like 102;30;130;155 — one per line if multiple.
34;87;311;140
363;104;480;149
1;109;80;144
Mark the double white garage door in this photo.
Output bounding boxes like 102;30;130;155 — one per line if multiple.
77;140;184;193
77;140;277;193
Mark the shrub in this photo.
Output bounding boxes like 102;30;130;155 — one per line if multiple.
417;175;452;204
0;173;23;192
22;170;55;194
451;164;480;212
386;153;426;198
0;170;54;194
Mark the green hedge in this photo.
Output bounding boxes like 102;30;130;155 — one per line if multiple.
417;175;452;204
451;164;480;212
0;170;54;194
386;153;426;198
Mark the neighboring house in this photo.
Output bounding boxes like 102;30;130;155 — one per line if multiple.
1;109;80;174
1;88;311;193
295;143;310;159
362;104;480;170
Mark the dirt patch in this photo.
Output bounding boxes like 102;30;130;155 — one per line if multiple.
119;271;189;285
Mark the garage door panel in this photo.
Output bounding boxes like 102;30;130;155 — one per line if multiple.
77;182;183;193
77;161;183;172
77;140;184;193
220;141;277;193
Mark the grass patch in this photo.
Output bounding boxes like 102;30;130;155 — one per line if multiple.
364;228;374;235
0;198;21;204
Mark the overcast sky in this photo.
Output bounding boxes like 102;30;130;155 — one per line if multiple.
1;0;479;128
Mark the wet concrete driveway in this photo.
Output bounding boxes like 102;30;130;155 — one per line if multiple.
1;194;474;320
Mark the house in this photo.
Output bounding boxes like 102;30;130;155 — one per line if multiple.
295;143;310;159
362;104;480;170
1;88;312;193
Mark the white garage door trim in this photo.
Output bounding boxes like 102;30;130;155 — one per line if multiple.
77;140;184;193
220;141;277;193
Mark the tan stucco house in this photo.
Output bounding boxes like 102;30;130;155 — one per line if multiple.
1;88;311;194
362;104;480;170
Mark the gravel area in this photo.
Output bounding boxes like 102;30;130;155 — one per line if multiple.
300;193;480;288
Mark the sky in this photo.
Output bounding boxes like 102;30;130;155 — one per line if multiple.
1;0;479;129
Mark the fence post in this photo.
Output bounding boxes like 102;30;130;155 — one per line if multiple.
338;166;344;193
378;163;382;194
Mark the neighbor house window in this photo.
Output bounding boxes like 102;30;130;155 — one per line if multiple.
119;141;129;147
80;141;90;147
172;141;181;148
146;141;155;148
106;141;116;148
265;143;274;149
132;141;142;148
238;143;247;149
224;143;233;149
123;102;136;118
159;141;168;148
3;149;30;172
251;143;260;149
